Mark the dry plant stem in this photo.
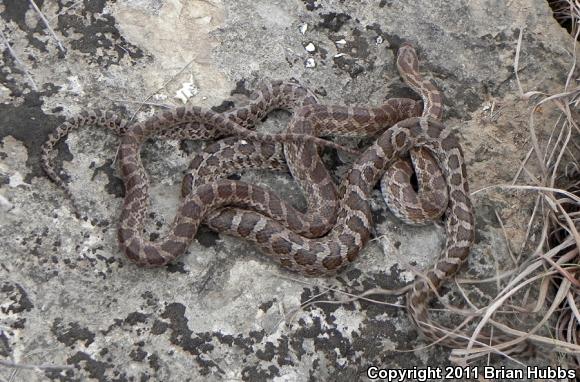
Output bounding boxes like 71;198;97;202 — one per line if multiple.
0;29;38;91
487;319;580;353
553;195;580;255
111;57;198;165
128;57;197;123
456;270;516;284
512;146;535;185
517;195;542;261
497;240;576;304
271;273;407;309
494;209;517;265
514;27;525;97
473;184;580;203
108;98;173;109
0;359;73;371
29;0;65;53
469;269;572;351
383;315;522;360
567;291;580;323
416;318;527;363
6;346;66;382
452;319;580;358
539;249;579;287
454;280;481;311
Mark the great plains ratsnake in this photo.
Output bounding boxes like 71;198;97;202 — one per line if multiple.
41;43;524;351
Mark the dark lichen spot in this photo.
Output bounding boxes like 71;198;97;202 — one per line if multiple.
150;320;168;335
212;100;235;114
125;312;149;326
0;331;12;357
130;346;148;362
318;12;352;32
0;93;66;183
92;159;124;198
57;3;145;67
62;351;116;381
256;341;276;361
230;79;252;97
52;319;96;347
166;261;188;274
148;353;161;371
259;299;275;313
1;282;33;314
242;364;280;380
302;0;321;11
193;225;219;248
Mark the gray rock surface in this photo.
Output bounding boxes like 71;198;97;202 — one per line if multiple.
0;0;572;380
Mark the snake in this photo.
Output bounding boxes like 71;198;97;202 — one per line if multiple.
110;44;467;347
41;43;519;349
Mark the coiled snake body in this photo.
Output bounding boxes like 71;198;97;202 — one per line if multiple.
116;111;474;348
42;44;490;348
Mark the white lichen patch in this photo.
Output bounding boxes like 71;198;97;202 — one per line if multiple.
305;58;316;68
378;337;399;351
8;172;27;188
328;307;365;338
0;194;14;211
174;77;198;103
0;136;30;178
0;83;10;103
66;75;85;96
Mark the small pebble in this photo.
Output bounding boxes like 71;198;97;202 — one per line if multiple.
334;53;345;58
299;23;308;35
376;36;383;45
305;58;316;68
305;42;316;52
335;39;346;46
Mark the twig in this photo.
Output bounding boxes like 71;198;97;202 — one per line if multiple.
128;57;198;123
514;27;525;97
0;358;74;371
0;29;38;91
493;209;517;266
29;0;66;54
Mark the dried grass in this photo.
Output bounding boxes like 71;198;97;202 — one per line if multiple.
447;1;580;369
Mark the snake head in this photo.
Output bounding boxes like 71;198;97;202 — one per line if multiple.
396;43;419;74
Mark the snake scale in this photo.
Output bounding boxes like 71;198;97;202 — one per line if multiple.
41;43;522;350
